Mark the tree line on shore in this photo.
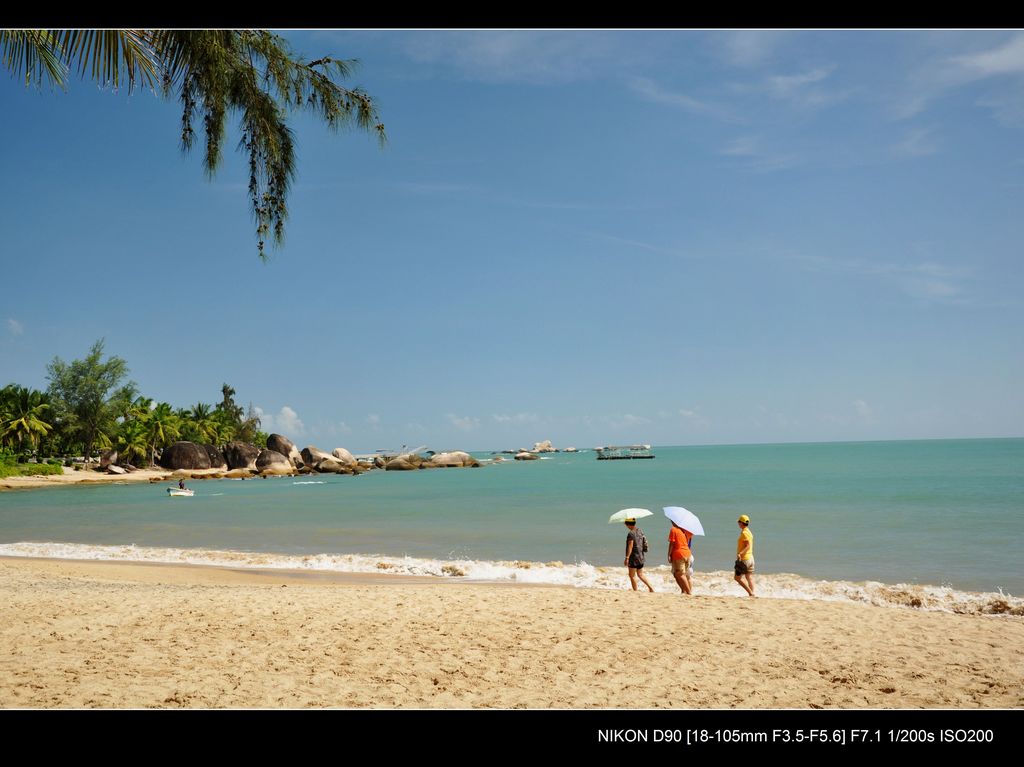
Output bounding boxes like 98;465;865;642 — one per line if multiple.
0;340;267;468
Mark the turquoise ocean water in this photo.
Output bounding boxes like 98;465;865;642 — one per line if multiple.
1;439;1021;612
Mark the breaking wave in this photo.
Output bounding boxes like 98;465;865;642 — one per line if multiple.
1;541;1020;617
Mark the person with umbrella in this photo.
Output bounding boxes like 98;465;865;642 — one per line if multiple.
623;518;655;592
734;514;755;597
663;506;704;596
609;509;655;592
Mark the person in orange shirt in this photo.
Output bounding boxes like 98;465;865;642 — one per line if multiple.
667;521;693;595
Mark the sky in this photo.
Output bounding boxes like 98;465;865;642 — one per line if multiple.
1;29;1022;452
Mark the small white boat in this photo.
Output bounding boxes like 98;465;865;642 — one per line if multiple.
167;487;194;497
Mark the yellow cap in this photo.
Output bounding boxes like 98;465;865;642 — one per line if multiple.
737;514;750;524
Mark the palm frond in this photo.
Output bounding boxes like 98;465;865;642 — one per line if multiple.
0;30;68;87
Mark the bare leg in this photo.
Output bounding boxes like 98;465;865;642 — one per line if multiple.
628;567;639;591
734;575;754;597
637;570;655;592
744;573;755;597
673;570;688;595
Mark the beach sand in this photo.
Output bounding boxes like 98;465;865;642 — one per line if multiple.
1;556;1021;709
0;466;230;491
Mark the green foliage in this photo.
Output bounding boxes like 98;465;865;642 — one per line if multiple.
0;449;63;478
46;339;134;465
2;29;385;259
1;384;53;452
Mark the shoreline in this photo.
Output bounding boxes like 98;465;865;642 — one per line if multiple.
0;467;231;492
2;545;1021;617
1;555;1021;709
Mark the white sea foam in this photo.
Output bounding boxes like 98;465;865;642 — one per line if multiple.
292;481;326;485
1;541;1020;616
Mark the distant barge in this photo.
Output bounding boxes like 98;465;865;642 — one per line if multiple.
595;444;655;460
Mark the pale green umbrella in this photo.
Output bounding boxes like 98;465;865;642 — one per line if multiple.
608;508;653;524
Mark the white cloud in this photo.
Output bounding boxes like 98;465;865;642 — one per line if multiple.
793;254;972;305
721;136;756;157
716;31;789;67
7;318;23;336
853;399;875;420
255;405;305;437
895;34;1024;120
679;408;711;428
628;77;734;121
952;34;1024;77
719;136;801;172
447;413;481;431
492;412;542;425
893;128;941;157
763;66;850;110
604;413;652;429
768;67;832;97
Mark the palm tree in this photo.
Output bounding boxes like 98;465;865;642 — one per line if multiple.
187;402;219;444
0;385;53;453
145;402;181;466
116;419;150;466
1;30;384;259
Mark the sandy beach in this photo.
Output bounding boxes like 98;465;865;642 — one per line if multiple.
1;556;1021;709
0;467;238;492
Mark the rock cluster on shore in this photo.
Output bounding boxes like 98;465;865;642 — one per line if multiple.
151;434;480;479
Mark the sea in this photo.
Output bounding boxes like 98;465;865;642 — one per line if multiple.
1;438;1022;616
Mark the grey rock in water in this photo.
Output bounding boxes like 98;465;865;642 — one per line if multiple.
428;451;480;468
385;453;423;471
331;447;357;466
300;446;334;469
514;451;539;461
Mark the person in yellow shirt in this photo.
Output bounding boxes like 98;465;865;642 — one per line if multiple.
734;514;755;597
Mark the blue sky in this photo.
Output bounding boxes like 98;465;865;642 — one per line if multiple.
1;29;1022;452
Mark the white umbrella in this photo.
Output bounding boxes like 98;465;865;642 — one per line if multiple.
608;508;653;524
663;506;705;536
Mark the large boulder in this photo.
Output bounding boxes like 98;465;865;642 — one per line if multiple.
224;442;260;471
316;457;355;475
99;449;118;469
161;441;212;470
515;451;539;461
331;447;357;466
256;449;293;476
428;451;480;468
385;453;423;471
301;446;334;469
204;445;227;469
268;434;303;467
532;440;557;453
